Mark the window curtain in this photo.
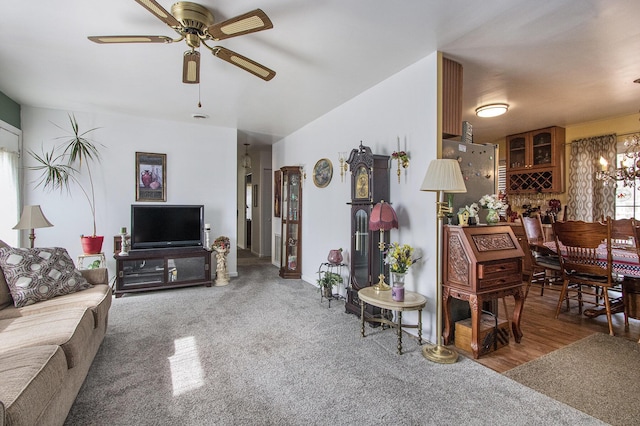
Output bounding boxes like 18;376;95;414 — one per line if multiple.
566;134;616;221
0;148;20;246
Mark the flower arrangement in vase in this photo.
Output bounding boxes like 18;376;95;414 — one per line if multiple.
478;194;508;225
384;243;420;301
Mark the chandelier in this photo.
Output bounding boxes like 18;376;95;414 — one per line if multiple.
595;133;640;188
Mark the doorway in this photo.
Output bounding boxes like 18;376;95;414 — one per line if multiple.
245;174;252;248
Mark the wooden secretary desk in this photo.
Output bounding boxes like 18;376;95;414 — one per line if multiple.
345;142;390;321
442;224;525;359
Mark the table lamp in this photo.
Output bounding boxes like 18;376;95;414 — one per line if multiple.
420;159;467;364
369;200;398;291
13;205;54;248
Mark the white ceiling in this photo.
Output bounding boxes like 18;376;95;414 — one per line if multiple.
2;1;640;146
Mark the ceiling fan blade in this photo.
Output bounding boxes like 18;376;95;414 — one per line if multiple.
213;47;275;81
134;0;182;28
183;51;200;84
88;35;173;44
207;9;273;40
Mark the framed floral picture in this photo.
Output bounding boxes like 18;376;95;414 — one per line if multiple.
136;152;166;202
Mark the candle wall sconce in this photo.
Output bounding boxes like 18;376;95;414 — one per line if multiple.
391;150;410;183
338;152;348;182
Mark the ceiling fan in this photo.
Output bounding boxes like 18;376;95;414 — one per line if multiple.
88;0;276;83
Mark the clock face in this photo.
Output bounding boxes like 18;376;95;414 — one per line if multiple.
355;166;369;199
313;158;333;188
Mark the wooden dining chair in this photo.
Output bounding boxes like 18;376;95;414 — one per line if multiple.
520;215;562;301
611;217;635;245
552;218;617;336
626;218;640;343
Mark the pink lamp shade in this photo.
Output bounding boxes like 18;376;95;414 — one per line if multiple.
369;200;398;231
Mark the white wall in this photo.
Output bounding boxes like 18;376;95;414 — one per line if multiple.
273;52;441;342
20;106;238;277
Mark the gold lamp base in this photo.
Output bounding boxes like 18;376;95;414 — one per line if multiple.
372;274;391;291
422;344;458;364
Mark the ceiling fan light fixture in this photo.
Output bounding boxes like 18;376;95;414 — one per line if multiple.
475;103;509;118
221;16;266;35
183;50;200;84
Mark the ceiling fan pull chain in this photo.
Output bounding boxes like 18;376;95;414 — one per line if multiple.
198;81;202;108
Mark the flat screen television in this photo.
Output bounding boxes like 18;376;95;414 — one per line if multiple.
131;204;204;250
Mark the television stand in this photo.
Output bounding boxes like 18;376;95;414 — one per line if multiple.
114;246;212;297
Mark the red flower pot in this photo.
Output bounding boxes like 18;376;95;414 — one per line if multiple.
81;236;104;254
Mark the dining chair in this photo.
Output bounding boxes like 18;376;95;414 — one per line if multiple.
626;218;640;343
610;217;635;245
552;218;617;336
520;215;562;301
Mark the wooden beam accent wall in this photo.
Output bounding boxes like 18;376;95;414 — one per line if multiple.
442;58;463;139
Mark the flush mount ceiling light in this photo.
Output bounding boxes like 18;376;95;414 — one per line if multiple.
475;103;509;118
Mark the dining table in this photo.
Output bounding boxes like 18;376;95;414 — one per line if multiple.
542;241;640;278
542;240;640;317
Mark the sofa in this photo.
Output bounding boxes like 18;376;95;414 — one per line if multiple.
0;240;112;426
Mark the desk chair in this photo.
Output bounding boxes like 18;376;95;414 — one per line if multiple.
521;215;562;301
553;218;617;336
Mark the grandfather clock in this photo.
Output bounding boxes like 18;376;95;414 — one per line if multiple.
345;142;390;319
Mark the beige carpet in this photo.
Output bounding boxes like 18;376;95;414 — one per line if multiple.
504;333;640;426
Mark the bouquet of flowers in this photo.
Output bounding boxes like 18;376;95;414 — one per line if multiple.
479;194;508;211
212;236;230;251
384;243;420;274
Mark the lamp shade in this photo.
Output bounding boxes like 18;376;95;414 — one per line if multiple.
13;205;54;230
420;159;467;193
369;200;399;231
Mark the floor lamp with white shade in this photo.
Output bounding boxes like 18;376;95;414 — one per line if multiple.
419;159;467;364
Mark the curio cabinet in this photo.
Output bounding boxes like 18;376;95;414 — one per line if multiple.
279;166;302;278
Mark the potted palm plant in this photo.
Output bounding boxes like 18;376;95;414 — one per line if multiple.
29;114;105;254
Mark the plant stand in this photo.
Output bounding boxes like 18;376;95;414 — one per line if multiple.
214;247;230;286
317;261;348;308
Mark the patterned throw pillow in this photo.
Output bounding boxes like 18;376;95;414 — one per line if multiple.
0;247;92;307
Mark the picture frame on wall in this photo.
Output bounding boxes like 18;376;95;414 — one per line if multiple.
136;152;166;202
274;170;282;217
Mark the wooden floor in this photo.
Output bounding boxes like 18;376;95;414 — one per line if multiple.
454;281;640;373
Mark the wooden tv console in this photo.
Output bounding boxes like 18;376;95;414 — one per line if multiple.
114;246;212;298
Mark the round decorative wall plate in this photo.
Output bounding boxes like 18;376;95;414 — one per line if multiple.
313;158;333;188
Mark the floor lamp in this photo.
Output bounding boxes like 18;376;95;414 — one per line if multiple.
420;159;467;364
13;205;54;248
369;200;398;291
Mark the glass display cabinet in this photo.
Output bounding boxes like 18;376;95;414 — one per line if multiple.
279;166;302;279
345;142;390;320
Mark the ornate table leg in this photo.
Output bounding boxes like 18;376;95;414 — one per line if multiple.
361;301;366;338
511;287;525;343
442;287;453;345
417;309;423;345
396;311;403;355
469;294;481;359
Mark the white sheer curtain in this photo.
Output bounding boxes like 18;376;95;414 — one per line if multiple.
0;148;20;246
